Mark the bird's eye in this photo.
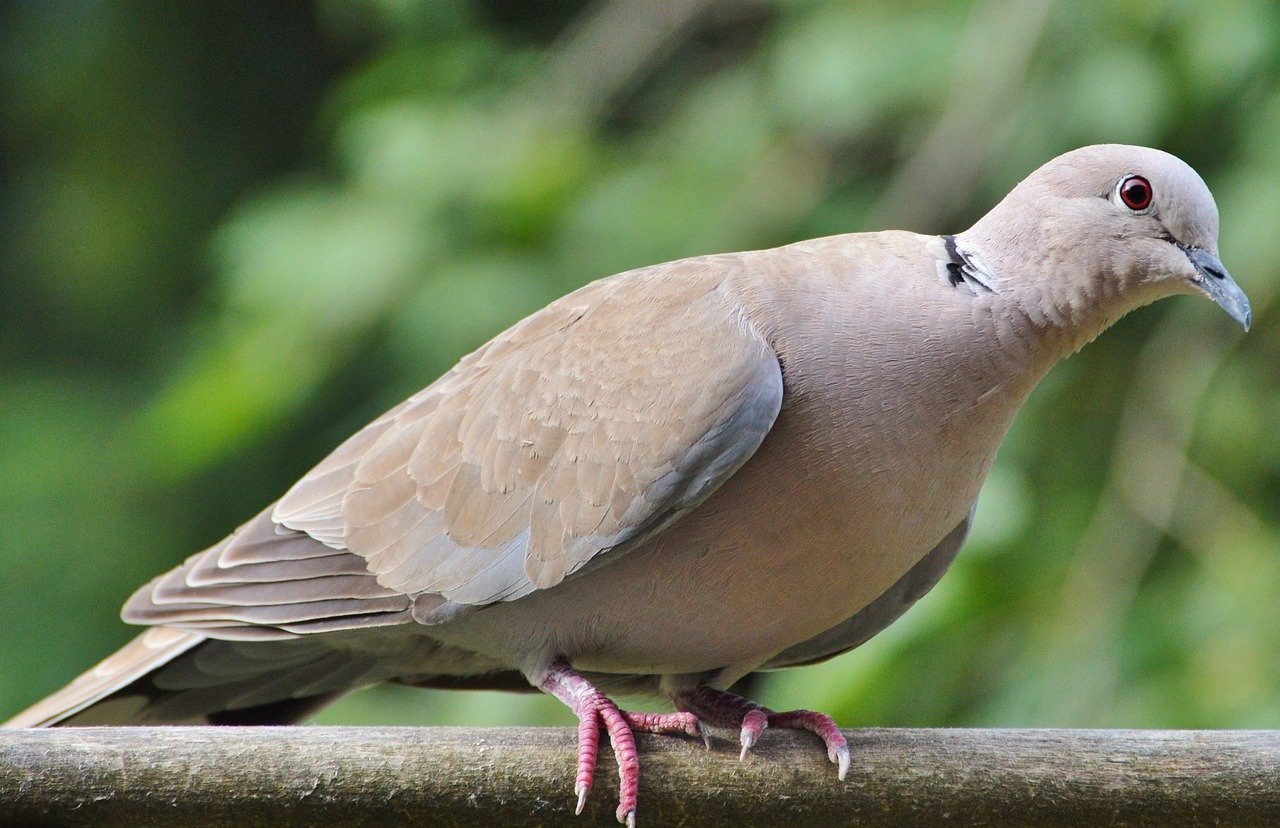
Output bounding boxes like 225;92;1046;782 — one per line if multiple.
1117;175;1153;212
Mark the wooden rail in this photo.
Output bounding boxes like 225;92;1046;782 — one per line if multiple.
2;727;1277;825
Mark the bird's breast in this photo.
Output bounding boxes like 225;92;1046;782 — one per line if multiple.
440;285;1036;680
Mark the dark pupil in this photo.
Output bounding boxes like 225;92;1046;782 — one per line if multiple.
1123;179;1150;208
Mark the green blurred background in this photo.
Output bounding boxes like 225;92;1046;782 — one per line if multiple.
2;0;1278;731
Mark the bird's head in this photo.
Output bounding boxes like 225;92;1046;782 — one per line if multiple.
961;144;1251;334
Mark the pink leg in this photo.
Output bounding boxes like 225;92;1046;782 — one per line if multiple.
676;686;850;779
540;658;704;826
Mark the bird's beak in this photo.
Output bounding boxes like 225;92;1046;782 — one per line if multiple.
1184;246;1252;331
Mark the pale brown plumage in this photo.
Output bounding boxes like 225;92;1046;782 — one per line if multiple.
279;265;783;610
6;145;1250;825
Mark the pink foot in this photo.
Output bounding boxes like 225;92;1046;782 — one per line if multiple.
677;686;850;779
540;658;705;825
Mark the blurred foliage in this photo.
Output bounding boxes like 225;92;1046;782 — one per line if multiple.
2;0;1279;733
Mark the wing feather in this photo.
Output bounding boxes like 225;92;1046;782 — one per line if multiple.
121;255;782;638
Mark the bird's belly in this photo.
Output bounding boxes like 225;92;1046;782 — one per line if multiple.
434;424;991;679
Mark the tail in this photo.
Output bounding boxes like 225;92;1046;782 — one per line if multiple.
4;627;374;727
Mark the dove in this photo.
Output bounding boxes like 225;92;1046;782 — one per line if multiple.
6;145;1250;826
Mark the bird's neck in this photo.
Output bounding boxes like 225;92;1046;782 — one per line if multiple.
952;228;1141;367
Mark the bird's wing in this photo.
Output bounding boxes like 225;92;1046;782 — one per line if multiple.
125;257;783;632
122;508;415;637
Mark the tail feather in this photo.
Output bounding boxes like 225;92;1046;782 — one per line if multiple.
6;624;526;727
4;627;204;727
4;629;380;727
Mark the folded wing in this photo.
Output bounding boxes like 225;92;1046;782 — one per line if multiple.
125;258;784;635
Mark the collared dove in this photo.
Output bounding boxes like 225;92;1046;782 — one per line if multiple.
6;144;1250;825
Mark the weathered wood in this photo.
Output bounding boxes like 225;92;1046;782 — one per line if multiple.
1;727;1277;826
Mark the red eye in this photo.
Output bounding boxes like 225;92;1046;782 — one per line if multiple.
1118;175;1153;211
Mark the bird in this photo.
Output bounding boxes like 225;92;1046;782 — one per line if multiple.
6;144;1251;826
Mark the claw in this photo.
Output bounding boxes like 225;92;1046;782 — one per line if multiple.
575;782;588;815
833;743;850;780
738;707;768;760
619;806;636;827
738;726;756;760
679;686;850;780
697;720;713;750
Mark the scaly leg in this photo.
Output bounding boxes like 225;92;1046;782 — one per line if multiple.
540;657;706;826
675;685;850;779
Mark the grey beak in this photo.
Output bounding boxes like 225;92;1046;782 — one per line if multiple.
1184;246;1252;331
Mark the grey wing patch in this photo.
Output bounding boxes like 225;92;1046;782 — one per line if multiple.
762;509;973;670
122;507;413;640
